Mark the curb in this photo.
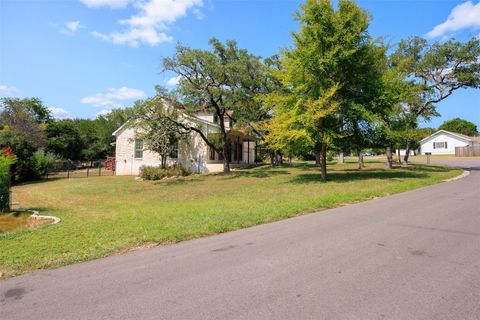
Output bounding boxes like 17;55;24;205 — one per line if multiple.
443;169;470;182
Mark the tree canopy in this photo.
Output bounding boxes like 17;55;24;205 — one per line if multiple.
264;0;385;179
161;38;271;172
439;118;478;136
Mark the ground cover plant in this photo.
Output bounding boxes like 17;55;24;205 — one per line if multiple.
0;161;461;277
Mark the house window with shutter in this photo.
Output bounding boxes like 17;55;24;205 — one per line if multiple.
433;141;447;149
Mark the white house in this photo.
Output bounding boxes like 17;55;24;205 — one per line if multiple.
419;130;479;155
112;112;258;175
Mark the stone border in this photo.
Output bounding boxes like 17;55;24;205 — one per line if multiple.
443;169;470;182
17;209;61;225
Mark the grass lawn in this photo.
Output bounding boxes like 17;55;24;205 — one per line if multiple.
0;161;461;278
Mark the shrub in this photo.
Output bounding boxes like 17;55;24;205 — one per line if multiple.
0;152;16;213
139;164;192;180
33;152;56;177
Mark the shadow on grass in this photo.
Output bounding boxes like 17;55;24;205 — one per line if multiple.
224;169;291;179
153;174;207;186
287;163;455;184
288;170;430;184
13;178;64;186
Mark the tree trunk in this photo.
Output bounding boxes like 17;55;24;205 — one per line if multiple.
222;140;230;173
358;149;365;169
288;152;292;164
314;142;321;166
270;151;275;167
386;146;393;169
315;153;321;167
320;142;327;180
403;141;411;164
160;155;167;169
338;150;344;164
397;148;402;164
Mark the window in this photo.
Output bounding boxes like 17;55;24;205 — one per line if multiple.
209;146;216;161
233;140;243;161
433;141;447;149
169;141;178;159
134;140;143;159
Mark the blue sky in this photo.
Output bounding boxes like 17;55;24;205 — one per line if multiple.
0;0;479;128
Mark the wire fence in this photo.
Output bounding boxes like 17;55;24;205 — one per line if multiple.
45;159;115;179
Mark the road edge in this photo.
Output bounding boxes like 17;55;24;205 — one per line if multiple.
443;169;470;182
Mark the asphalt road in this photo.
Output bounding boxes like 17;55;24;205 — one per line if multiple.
1;159;480;320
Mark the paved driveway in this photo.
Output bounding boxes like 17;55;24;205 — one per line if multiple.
1;159;480;320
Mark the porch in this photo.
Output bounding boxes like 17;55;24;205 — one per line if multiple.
206;132;257;166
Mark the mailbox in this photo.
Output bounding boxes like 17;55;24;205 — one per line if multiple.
425;152;432;163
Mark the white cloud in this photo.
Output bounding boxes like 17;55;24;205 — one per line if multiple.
88;0;203;47
79;0;129;9
0;85;19;97
427;1;480;38
59;20;84;36
81;87;145;108
49;107;70;119
91;31;110;41
65;21;82;32
96;109;112;117
166;75;181;86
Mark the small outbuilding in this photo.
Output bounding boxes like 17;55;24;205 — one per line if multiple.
419;130;479;155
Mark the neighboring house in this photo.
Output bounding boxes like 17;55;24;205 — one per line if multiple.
419;130;480;155
395;149;417;156
113;111;258;175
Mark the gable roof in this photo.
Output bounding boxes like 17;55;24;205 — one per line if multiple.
112;120;131;136
420;130;474;143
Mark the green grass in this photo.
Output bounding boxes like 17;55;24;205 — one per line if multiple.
0;161;461;278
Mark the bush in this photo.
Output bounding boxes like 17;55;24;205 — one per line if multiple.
33;152;56;177
140;164;192;180
0;153;15;213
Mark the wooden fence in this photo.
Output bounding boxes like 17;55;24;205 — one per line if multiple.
455;146;480;157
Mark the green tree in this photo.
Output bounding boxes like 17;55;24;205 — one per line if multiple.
95;107;134;156
0;97;47;148
439;118;478;136
131;97;180;168
0;151;16;213
391;36;480;162
0;97;51;181
45;120;84;160
265;0;379;179
162;38;269;173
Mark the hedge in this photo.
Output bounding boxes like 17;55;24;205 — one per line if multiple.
0;153;15;213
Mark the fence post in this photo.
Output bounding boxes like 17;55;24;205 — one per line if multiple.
67;169;70;179
87;167;89;178
99;164;101;177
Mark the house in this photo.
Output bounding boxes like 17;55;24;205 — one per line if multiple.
419;130;480;155
112;112;258;175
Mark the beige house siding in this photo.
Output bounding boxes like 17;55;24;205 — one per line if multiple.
114;126;175;175
113;114;257;176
